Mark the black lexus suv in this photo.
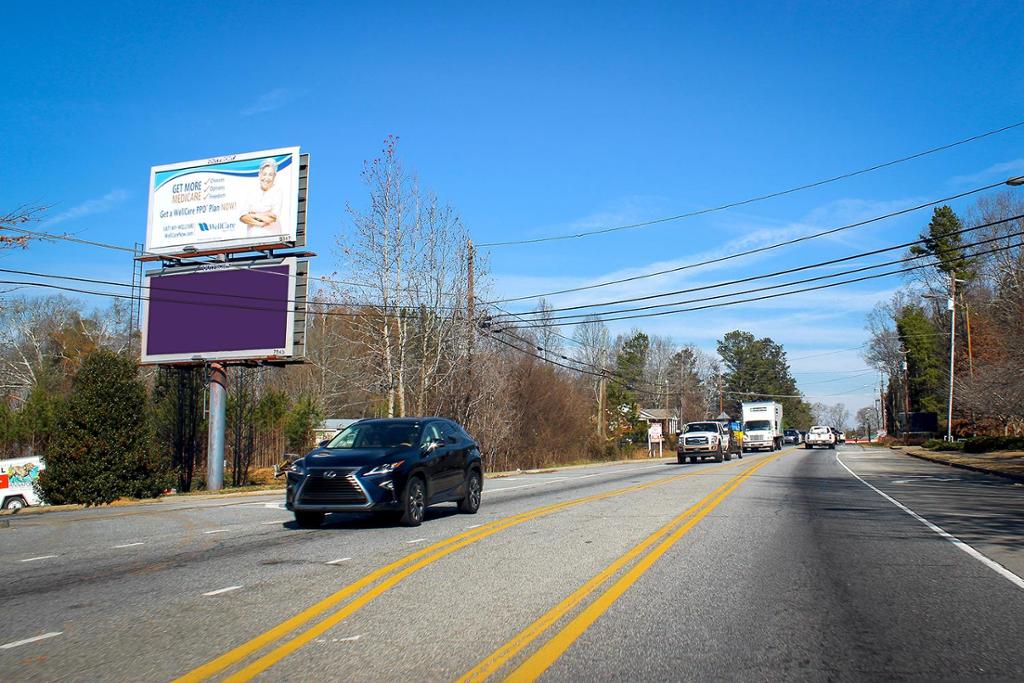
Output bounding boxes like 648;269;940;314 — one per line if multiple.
286;418;483;527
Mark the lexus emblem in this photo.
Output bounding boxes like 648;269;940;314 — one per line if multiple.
324;471;338;479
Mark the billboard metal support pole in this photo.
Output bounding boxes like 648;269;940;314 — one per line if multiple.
207;363;227;491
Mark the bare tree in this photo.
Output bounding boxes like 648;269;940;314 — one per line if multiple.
333;137;477;419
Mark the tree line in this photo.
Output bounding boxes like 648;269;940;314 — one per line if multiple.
1;138;822;503
864;193;1024;439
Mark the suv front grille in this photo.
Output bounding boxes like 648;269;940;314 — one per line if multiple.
299;469;368;505
685;436;709;445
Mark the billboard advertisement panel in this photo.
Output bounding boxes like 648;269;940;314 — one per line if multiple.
146;147;301;256
140;257;307;364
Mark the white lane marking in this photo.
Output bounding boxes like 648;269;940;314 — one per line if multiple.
20;555;58;562
484;463;669;494
485;477;569;493
263;502;287;510
203;585;243;596
113;542;145;548
315;634;362;644
406;538;426;544
466;524;482;529
203;529;230;534
836;452;1024;591
326;558;351;565
261;520;291;525
0;631;63;649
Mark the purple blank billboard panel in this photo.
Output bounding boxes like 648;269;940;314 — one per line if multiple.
144;264;291;361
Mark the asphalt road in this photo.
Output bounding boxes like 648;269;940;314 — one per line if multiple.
1;445;1022;681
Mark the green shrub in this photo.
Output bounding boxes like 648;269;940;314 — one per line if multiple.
922;439;965;451
963;436;1024;453
37;350;172;505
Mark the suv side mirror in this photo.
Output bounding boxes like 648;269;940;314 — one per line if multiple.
317;439;329;448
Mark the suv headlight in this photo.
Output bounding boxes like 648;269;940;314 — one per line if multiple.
288;460;307;476
364;460;405;476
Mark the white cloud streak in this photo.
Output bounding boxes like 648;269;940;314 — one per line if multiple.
241;88;296;117
949;159;1024;186
44;189;129;227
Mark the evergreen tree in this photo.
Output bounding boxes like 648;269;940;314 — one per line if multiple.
896;305;946;414
606;331;649;441
909;205;974;281
717;331;812;428
37;350;170;505
284;394;324;452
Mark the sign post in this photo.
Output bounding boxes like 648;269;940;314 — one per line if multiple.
648;422;664;458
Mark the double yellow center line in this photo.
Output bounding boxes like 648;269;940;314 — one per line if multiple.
176;459;747;682
460;450;785;682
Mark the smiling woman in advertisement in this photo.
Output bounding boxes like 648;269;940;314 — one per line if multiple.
239;158;285;235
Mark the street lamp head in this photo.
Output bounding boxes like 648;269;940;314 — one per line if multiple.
1007;176;1024;187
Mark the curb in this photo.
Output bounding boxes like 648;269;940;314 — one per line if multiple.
898;448;1024;484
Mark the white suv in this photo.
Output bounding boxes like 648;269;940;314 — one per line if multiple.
804;426;836;449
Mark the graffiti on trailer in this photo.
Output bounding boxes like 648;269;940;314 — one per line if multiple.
0;461;41;488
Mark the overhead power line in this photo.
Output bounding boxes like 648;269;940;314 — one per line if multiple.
494;224;1024;324
486;180;1012;304
476;119;1024;248
496;239;1024;329
493;211;1024;318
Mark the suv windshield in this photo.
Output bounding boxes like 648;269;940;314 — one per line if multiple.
684;423;719;433
327;422;422;449
744;420;771;431
784;429;797;435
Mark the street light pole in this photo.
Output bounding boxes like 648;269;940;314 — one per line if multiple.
946;275;957;441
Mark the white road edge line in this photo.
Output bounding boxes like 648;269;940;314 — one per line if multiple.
326;558;351;565
0;632;63;650
203;585;243;596
261;520;291;525
203;529;230;534
835;452;1024;591
113;542;145;548
406;538;426;544
20;555;58;562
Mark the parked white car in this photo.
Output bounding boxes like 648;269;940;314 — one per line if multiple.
1;456;45;510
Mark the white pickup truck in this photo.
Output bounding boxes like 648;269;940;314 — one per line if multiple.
804;426;836;449
1;456;45;510
677;421;732;463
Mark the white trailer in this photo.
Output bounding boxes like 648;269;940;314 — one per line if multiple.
741;401;784;452
1;456;45;510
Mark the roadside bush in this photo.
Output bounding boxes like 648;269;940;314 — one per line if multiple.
37;350;172;505
921;439;965;451
963;436;1024;453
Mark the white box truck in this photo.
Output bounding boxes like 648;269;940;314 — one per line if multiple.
1;456;45;510
741;401;783;452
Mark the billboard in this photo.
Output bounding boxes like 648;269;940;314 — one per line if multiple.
146;147;302;256
140;257;308;364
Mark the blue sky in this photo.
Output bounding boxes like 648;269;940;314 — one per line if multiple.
4;1;1024;413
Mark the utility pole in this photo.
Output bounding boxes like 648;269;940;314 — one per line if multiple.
945;274;958;441
962;293;974;378
899;346;911;434
206;362;226;491
597;372;607;440
879;376;887;436
464;239;475;422
717;373;724;415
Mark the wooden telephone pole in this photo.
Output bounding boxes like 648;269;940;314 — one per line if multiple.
464;239;475;421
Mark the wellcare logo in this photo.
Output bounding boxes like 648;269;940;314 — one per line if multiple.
198;222;232;232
